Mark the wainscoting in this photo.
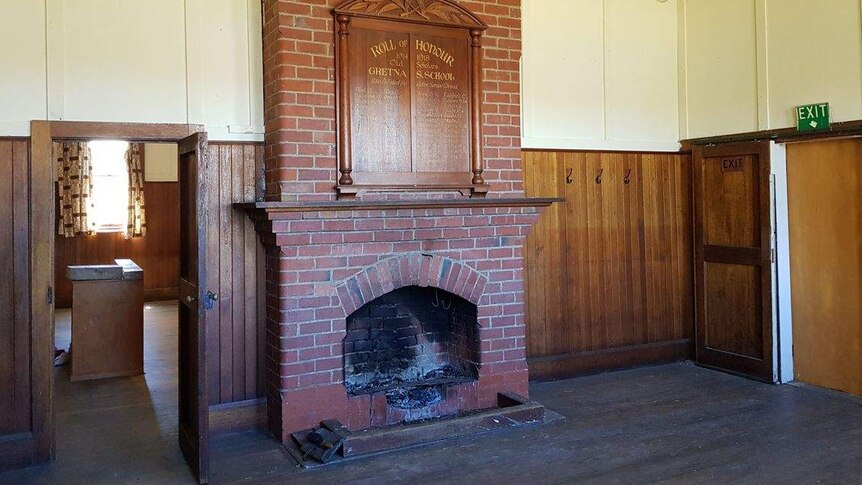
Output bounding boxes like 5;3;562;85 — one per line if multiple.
0;138;32;443
204;142;266;405
523;150;695;380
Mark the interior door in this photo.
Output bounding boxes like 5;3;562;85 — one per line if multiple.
178;132;211;484
693;141;773;381
787;139;862;395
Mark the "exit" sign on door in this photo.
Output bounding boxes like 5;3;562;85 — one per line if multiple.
796;103;830;132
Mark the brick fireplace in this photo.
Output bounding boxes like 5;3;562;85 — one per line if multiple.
250;0;552;443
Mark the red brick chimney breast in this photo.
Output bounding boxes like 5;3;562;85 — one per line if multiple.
259;0;534;441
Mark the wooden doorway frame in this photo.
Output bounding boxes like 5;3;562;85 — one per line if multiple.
29;120;203;462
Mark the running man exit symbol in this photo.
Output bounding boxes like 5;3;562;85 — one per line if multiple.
796;103;830;132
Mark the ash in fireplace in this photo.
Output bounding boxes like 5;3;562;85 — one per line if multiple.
384;385;443;409
345;365;473;410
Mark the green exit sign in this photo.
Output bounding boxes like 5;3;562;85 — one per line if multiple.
796;103;830;132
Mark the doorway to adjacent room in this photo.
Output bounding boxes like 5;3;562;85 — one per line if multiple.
30;121;215;483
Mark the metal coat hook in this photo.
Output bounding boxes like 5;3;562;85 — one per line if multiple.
432;289;452;310
566;168;573;184
624;169;632;185
595;168;603;185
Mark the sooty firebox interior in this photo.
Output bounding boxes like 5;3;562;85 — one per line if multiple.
343;286;479;409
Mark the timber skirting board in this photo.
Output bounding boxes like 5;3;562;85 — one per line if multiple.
527;340;692;381
209;398;267;435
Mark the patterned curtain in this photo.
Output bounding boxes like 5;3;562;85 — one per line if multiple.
125;143;147;238
55;141;94;238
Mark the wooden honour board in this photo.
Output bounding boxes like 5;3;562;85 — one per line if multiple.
334;0;488;198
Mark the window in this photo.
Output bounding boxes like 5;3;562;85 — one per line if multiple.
88;140;130;233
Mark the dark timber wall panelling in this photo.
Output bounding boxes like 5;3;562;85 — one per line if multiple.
205;143;266;404
523;150;695;380
0;139;31;437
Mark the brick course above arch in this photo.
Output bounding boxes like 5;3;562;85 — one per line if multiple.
335;253;488;318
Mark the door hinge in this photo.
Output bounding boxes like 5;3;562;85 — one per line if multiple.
46;287;53;305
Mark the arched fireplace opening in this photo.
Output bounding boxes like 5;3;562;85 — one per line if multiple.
343;285;479;409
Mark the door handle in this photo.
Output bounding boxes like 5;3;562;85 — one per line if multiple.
185;295;197;304
204;291;219;310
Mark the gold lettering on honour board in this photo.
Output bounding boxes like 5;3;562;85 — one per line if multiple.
333;0;489;199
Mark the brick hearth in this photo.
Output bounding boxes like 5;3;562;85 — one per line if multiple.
256;0;539;442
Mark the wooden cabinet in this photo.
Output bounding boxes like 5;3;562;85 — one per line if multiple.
68;260;144;381
523;150;694;380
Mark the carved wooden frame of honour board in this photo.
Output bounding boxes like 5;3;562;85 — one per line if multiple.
333;0;489;199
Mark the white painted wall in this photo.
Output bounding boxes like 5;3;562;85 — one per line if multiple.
680;0;760;138
680;0;862;138
763;0;862;130
0;0;263;141
523;0;862;147
52;0;189;125
604;0;679;146
4;1;860;145
0;1;48;136
522;0;681;152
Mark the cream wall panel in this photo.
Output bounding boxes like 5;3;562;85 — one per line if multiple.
604;0;679;144
0;0;47;136
682;0;758;138
58;0;188;124
522;0;605;146
245;0;265;139
522;0;681;151
0;0;263;141
144;143;179;182
196;0;265;141
765;0;862;128
682;0;862;137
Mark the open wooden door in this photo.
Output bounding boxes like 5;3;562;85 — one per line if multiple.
178;132;213;483
693;141;773;381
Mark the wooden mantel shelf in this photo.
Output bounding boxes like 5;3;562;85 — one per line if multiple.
235;197;564;219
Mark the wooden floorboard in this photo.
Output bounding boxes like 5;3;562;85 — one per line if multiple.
2;303;861;483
